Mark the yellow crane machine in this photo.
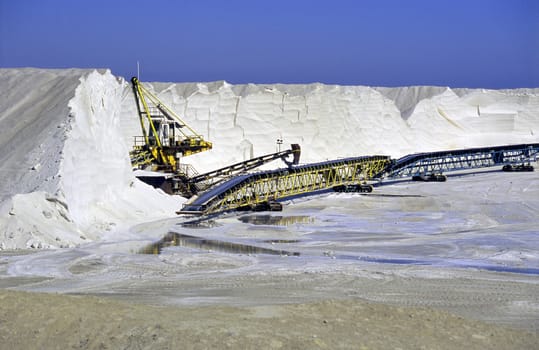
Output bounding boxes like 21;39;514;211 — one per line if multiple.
129;76;300;199
129;77;212;172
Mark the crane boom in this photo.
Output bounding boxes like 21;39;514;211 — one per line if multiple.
181;144;300;196
130;77;212;171
129;77;302;200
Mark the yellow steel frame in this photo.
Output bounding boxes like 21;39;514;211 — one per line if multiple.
135;80;206;141
132;78;170;164
204;156;390;213
131;77;212;170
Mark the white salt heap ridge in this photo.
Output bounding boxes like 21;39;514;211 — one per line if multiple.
0;69;181;250
0;68;538;249
125;81;539;173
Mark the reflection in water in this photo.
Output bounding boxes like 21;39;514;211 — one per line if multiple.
180;220;220;229
349;256;539;275
263;239;301;244
140;232;300;256
238;215;314;226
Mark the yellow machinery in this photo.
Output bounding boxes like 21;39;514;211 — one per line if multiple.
179;155;391;214
130;77;212;172
129;76;300;199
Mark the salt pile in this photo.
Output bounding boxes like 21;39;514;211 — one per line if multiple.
1;68;538;249
0;69;181;250
126;81;539;173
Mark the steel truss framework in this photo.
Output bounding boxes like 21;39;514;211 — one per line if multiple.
385;143;539;179
181;156;391;214
179;143;539;215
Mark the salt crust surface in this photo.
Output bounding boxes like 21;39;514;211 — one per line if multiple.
0;68;538;249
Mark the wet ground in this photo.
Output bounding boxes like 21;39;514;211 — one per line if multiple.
1;170;539;332
141;170;539;275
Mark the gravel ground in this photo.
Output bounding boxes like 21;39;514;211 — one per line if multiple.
1;289;538;350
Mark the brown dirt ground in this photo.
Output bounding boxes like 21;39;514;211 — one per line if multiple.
1;289;537;350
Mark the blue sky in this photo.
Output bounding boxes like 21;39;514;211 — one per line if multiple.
1;0;538;88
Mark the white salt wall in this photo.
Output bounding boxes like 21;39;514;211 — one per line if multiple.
61;71;132;229
121;82;418;174
1;68;538;250
61;70;181;236
0;69;182;249
121;82;539;173
407;88;539;150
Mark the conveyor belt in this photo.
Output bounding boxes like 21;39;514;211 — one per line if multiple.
178;143;539;215
179;155;390;214
383;143;539;178
184;144;300;196
181;174;252;212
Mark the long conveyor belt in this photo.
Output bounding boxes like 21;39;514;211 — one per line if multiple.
382;143;539;179
178;143;539;215
179;155;391;215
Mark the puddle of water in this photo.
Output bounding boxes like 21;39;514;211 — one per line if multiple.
343;255;539;275
140;232;300;256
180;220;221;229
238;215;314;226
353;256;429;265
475;265;539;275
263;239;301;244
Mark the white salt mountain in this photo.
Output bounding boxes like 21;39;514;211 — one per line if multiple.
0;69;181;250
0;68;538;249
